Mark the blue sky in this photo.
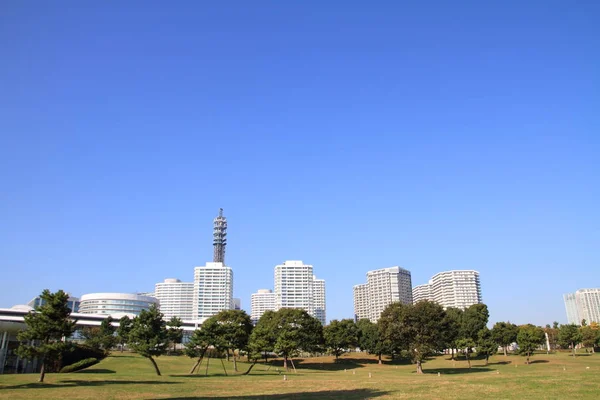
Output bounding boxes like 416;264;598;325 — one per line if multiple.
1;1;598;326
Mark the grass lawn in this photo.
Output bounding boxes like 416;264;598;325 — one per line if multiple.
1;351;599;399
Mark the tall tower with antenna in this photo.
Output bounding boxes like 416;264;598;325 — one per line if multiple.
213;208;227;263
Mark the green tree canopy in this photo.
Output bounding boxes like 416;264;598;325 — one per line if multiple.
580;326;598;352
248;310;277;362
558;324;583;357
81;316;117;354
324;319;359;359
356;318;386;363
167;316;184;353
128;305;169;375
517;324;545;364
116;315;132;353
270;308;323;370
16;289;77;382
214;310;253;372
442;307;463;360
477;327;498;365
491;321;519;356
378;302;410;359
460;304;489;341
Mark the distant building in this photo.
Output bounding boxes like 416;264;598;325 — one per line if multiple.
429;270;481;310
564;288;600;325
353;266;413;322
78;293;158;317
233;298;241;311
154;278;194;320
273;260;326;324
250;289;276;324
412;283;432;304
27;294;80;313
193;262;233;320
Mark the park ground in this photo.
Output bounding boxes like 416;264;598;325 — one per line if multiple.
0;351;599;399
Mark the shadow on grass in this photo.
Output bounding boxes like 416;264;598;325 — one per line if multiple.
75;369;116;374
528;360;550;364
421;367;494;375
3;380;180;389
488;361;511;365
151;388;389;399
294;359;363;371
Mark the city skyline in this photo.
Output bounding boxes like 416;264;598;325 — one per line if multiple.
1;2;598;327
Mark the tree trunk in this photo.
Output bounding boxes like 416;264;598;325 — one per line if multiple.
378;353;382;365
220;357;228;376
38;362;46;383
451;348;455;360
466;353;471;369
485;354;489;366
232;350;238;372
335;352;339;359
416;360;423;374
503;346;507;356
572;342;576;357
242;361;257;375
526;351;530;364
283;355;288;371
148;356;161;376
189;357;202;374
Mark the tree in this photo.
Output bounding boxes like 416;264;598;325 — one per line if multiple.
558;324;583;357
184;316;220;374
128;305;169;375
455;338;476;368
116;315;132;352
442;307;463;360
580;326;598;353
460;304;489;341
271;308;323;371
492;322;518;356
81;316;117;354
477;327;498;365
378;302;410;360
543;324;559;351
517;324;545;364
167;316;184;354
248;311;277;363
380;300;447;374
356;318;385;364
214;310;253;372
16;289;77;382
324;319;359;359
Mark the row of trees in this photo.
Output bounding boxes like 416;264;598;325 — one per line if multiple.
16;290;600;381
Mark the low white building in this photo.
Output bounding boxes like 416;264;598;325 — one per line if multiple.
154;278;194;320
78;293;159;317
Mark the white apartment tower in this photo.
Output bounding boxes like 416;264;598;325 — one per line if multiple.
412;282;433;304
274;260;326;324
193;262;233;321
428;270;481;310
564;288;600;325
250;289;276;324
154;278;194;320
353;266;413;323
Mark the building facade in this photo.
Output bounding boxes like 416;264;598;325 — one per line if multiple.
154;278;194;320
412;283;432;304
273;260;326;324
193;262;233;320
78;293;158;316
564;288;600;325
250;289;276;324
353;266;413;322
428;270;481;310
27;294;80;313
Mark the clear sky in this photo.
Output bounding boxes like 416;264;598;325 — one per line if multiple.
1;1;598;326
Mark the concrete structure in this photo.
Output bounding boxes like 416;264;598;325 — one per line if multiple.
428;270;481;310
353;283;369;321
193;262;233;320
353;266;413;322
313;276;326;326
27;294;80;313
412;283;432;304
78;293;158;317
273;260;326;324
564;288;600;325
251;289;276;324
154;278;194;320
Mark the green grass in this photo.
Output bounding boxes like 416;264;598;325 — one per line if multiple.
1;351;599;399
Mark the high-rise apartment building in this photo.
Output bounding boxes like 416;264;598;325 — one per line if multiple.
193;262;233;320
154;278;194;320
273;260;326;324
412;270;482;310
353;266;413;322
313;276;326;326
353;283;369;321
564;288;600;325
250;289;276;324
412;283;432;304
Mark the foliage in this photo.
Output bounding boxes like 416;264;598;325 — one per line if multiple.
517;324;545;364
356;318;386;362
558;324;583;357
128;305;169;375
460;304;489;341
248;311;277;361
324;319;359;359
477;327;498;365
80;316;117;354
59;357;99;373
116;315;133;352
379;300;447;373
60;343;106;368
214;310;253;371
580;326;598;350
167;316;184;353
16;289;78;382
442;307;463;359
455;338;476;368
377;302;410;358
492;321;519;356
